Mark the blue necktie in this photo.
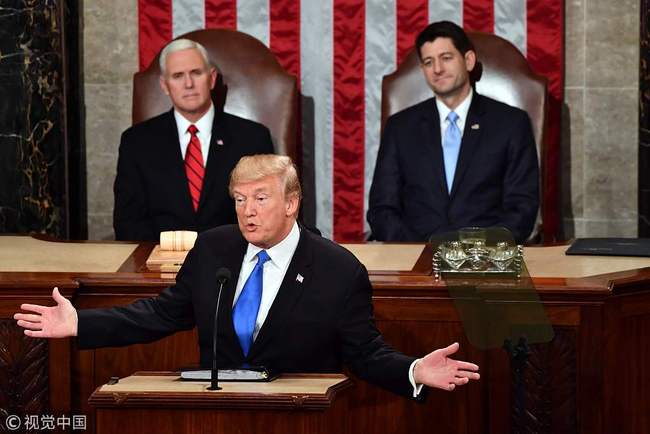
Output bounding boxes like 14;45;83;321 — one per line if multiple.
233;250;270;356
442;111;461;193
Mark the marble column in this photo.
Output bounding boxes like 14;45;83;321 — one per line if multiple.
640;0;650;236
0;1;69;237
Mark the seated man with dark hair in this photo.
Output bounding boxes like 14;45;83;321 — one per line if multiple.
114;38;274;241
368;21;539;243
16;154;479;398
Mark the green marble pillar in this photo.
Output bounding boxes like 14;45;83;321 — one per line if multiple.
0;1;80;238
641;0;650;236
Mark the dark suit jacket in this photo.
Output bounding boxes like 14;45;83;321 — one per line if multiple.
78;225;416;397
367;93;539;243
113;109;274;241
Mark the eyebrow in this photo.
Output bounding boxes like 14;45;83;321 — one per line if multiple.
233;188;271;196
423;51;454;59
169;67;206;75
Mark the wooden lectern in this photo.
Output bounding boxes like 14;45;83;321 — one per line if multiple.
88;372;352;434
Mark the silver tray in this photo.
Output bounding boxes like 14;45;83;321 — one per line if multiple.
432;244;524;279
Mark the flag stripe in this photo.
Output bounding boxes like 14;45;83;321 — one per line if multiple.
301;1;334;238
364;0;396;235
238;0;270;46
526;0;563;100
173;0;205;37
527;0;563;240
494;0;526;56
463;0;494;32
429;0;462;24
396;0;429;66
333;0;366;241
270;0;301;79
205;0;237;28
270;0;301;192
138;0;173;70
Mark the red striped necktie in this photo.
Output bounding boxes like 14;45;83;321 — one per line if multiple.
185;124;205;212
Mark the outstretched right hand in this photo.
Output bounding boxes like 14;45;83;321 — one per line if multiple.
14;287;78;338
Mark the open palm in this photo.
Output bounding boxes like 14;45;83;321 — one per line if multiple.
414;342;480;391
14;287;78;338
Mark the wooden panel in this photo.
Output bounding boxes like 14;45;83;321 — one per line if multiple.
604;293;650;434
95;406;348;434
0;320;49;421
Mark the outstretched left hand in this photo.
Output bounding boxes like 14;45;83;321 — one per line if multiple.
413;342;480;391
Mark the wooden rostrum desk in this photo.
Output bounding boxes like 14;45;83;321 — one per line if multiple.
1;236;650;433
88;372;353;434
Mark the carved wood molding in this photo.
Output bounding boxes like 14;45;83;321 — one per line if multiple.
510;327;577;433
0;320;49;432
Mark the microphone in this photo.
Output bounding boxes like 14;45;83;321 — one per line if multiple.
207;267;231;391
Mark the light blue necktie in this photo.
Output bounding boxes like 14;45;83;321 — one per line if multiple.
442;111;461;193
233;250;270;356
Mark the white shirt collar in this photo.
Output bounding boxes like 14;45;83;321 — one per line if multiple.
435;87;473;126
243;221;300;270
174;103;215;139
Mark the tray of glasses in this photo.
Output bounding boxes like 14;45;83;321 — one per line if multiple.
432;241;524;279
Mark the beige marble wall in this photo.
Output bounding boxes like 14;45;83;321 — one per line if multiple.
83;0;138;239
562;0;639;238
82;1;640;240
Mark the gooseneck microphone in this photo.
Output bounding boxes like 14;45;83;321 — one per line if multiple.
207;267;231;391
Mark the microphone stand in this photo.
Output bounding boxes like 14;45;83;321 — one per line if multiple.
207;270;229;391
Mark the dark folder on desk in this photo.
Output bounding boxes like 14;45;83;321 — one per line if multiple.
566;238;650;257
180;366;277;382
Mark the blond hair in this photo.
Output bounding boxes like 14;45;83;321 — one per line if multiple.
229;154;302;199
159;39;212;75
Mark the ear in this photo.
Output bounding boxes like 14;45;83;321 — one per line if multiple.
159;75;170;95
464;50;477;72
285;193;300;217
209;67;217;90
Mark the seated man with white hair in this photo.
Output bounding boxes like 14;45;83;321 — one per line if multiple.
113;38;274;241
16;154;480;398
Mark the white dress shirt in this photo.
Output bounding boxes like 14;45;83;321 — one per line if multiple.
232;221;301;340
436;87;473;143
174;103;214;164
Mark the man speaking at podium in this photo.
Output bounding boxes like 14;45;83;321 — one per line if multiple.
15;155;479;398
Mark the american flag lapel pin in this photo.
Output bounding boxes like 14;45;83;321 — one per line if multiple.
471;124;480;130
296;273;304;283
216;139;224;146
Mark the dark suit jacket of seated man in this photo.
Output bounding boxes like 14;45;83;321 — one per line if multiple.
15;155;479;399
367;21;539;244
113;38;274;241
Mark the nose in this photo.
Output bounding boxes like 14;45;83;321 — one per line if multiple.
244;199;257;217
433;60;443;75
183;73;194;88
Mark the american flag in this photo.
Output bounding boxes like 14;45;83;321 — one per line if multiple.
138;0;563;242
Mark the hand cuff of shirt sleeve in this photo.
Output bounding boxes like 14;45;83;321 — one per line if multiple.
408;358;424;398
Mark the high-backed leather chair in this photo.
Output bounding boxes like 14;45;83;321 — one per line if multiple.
132;29;298;160
381;32;547;240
